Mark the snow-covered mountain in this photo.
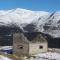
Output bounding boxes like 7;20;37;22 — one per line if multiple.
0;8;60;38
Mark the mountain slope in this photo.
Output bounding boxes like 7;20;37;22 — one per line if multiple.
0;8;60;38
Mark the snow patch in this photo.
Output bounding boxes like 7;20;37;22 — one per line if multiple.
0;55;12;60
24;52;60;60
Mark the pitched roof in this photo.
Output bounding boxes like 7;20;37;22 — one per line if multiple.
30;34;47;43
13;33;29;44
13;32;47;44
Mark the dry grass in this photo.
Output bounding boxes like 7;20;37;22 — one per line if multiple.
0;53;24;60
12;54;24;60
13;57;24;60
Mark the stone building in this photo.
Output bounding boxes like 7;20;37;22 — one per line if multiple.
13;32;48;56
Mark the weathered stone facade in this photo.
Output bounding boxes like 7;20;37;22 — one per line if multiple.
13;32;48;56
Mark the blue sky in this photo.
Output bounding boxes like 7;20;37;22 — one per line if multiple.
0;0;60;12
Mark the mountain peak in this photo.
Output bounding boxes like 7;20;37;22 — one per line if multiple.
0;8;59;38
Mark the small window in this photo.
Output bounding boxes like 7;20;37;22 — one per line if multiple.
39;45;43;49
19;46;23;49
18;45;23;49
